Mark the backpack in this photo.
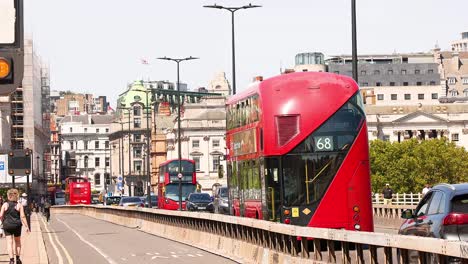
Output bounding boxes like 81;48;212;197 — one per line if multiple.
2;202;22;230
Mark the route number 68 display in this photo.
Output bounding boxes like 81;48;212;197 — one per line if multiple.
314;136;334;151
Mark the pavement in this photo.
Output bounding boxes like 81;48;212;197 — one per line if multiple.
0;213;49;264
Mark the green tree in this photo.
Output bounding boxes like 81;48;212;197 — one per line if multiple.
370;138;468;193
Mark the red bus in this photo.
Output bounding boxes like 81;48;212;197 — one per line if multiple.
226;72;373;232
64;177;91;205
157;159;197;210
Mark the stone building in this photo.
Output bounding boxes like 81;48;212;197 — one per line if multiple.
60;115;113;192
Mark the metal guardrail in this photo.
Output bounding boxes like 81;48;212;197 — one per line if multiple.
373;193;423;205
373;204;417;219
53;206;468;264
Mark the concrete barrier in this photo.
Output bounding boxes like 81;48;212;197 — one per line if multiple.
52;206;468;264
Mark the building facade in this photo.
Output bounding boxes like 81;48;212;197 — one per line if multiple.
60;115;113;192
451;32;468;52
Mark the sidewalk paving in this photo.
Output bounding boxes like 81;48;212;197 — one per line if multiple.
0;213;48;264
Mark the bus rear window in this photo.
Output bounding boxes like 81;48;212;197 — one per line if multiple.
73;188;82;195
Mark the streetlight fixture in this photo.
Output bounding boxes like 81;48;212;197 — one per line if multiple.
203;3;261;95
134;88;154;207
157;56;199;210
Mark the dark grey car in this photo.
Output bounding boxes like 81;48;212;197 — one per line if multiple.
213;187;229;214
186;193;211;211
399;183;468;262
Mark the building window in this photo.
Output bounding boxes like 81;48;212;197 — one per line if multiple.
105;141;109;149
69;127;72;133
416;82;422;86
430;81;436;85
84;156;89;168
448;78;456;84
450;89;458;97
376;82;382;86
94;173;101;185
105;173;111;185
463;78;468;85
134;161;142;172
70;141;74;150
192;140;200;148
84;128;87;132
401;69;407;75
374;70;380;75
415;69;420;74
377;94;384;100
428;69;434;74
212;139;220;147
134;134;141;142
84;141;88;150
133;147;142;158
432;93;438;99
95;141;99;149
105;157;110;167
403;82;409;86
193;156;201;171
418;94;424;100
388;70;393;75
212;156;220;171
451;133;459;142
390;82;396;86
95;157;100;167
133;106;141;116
464;89;468;97
404;94;411;100
391;94;397;100
96;128;100;133
105;128;109;133
360;70;366;75
134;118;141;128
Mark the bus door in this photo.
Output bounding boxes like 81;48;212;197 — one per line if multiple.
264;157;281;222
238;161;246;217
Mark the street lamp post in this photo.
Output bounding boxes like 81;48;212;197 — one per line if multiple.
204;3;261;95
351;0;358;83
134;88;153;207
157;56;199;210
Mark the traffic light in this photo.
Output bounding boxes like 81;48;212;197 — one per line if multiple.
0;0;24;95
8;148;31;176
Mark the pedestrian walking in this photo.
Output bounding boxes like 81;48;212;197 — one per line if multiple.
422;184;431;196
0;189;30;264
44;199;51;222
18;193;30;231
382;184;394;205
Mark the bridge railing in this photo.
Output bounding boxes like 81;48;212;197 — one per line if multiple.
373;193;423;205
53;205;468;264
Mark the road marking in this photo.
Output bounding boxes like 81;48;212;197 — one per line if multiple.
187;254;196;257
146;253;153;255
171;255;179;258
196;253;204;257
40;215;64;264
170;252;175;254
121;258;127;261
131;254;136;257
152;256;169;259
45;219;74;264
57;217;118;264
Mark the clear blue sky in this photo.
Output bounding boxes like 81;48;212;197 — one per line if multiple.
24;0;467;106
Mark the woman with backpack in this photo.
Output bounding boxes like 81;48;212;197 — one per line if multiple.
0;189;30;264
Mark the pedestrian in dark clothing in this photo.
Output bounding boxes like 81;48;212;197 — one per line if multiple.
382;184;394;205
0;189;30;264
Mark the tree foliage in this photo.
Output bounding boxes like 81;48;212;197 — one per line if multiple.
369;138;468;193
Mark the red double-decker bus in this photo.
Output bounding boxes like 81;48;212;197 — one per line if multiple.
226;72;373;232
157;159;197;210
64;177;91;205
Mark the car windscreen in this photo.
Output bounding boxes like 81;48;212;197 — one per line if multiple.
189;193;211;202
452;194;468;213
122;197;141;203
219;188;228;198
107;197;121;204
